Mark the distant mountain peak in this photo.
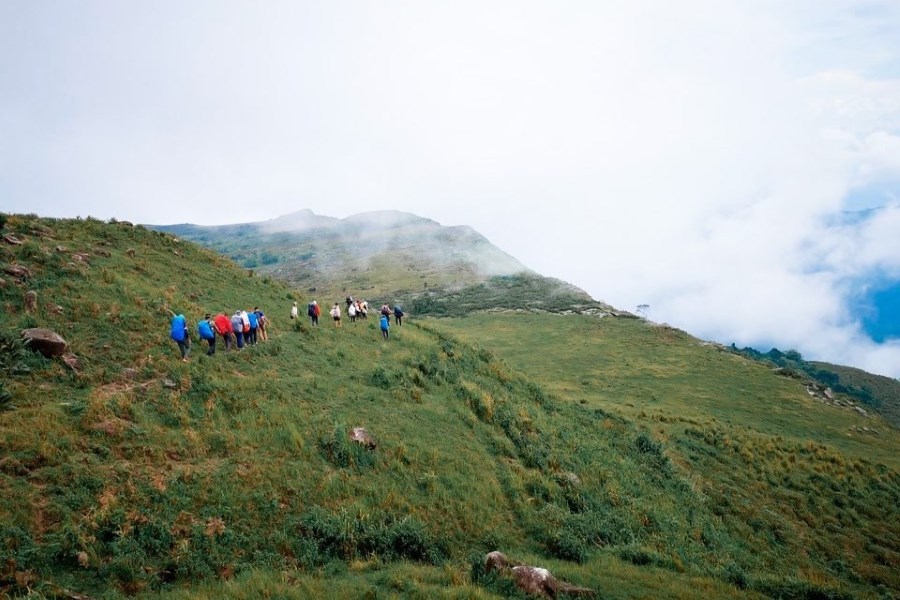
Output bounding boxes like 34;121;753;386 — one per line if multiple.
258;209;338;233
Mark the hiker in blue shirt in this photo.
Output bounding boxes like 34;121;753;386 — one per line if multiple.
247;309;259;345
170;312;191;362
197;313;216;356
380;313;390;340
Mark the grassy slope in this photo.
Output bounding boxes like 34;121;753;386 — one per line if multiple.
1;215;897;599
438;314;900;592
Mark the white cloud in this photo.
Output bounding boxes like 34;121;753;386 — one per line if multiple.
1;1;900;376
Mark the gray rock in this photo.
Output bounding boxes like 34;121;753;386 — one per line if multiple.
853;405;869;418
21;328;68;358
3;234;23;245
4;265;31;279
163;378;178;389
24;290;37;313
349;427;377;449
61;353;81;372
485;551;595;599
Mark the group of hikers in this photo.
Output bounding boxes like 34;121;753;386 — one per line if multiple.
291;296;404;339
172;296;407;359
169;307;269;361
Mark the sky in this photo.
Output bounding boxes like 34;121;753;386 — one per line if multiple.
2;1;900;377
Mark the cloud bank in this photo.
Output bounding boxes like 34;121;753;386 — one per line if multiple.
1;1;899;375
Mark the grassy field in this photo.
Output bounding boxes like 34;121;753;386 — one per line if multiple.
1;215;898;599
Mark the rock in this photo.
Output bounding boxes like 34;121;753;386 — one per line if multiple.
163;378;178;389
55;245;67;253
52;304;64;314
853;405;869;418
123;368;139;380
24;290;38;313
823;388;834;400
485;552;595;599
349;427;377;449
72;253;90;264
3;234;23;245
92;248;111;257
28;224;53;237
126;248;136;257
4;264;31;279
21;328;68;358
485;551;517;572
556;471;581;487
61;353;81;372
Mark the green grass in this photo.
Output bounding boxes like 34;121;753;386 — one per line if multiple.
1;215;898;599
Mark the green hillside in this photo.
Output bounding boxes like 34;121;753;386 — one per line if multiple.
1;214;898;599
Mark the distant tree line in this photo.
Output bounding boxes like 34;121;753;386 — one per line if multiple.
728;344;880;408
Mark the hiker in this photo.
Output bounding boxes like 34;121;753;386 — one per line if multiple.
240;309;251;341
198;313;217;356
380;313;390;340
308;300;319;326
231;310;245;349
380;303;391;318
330;303;341;327
290;301;298;320
345;296;354;312
247;308;259;345
170;312;191;361
348;301;357;323
358;299;368;320
394;305;404;326
314;301;321;324
255;307;269;341
213;312;234;351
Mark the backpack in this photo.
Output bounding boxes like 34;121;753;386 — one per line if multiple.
197;320;214;340
170;315;186;342
308;303;316;317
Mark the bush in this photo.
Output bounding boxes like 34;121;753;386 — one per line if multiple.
298;507;445;565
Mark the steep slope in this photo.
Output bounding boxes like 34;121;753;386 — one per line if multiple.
1;214;898;599
153;210;531;299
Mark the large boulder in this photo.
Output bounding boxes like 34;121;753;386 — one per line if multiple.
21;328;68;358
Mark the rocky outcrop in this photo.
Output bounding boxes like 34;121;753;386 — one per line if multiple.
21;328;68;358
484;551;595;599
3;234;23;245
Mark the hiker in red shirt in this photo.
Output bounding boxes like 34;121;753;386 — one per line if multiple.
213;312;234;351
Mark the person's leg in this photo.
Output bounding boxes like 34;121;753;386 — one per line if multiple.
207;336;216;355
236;331;244;348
